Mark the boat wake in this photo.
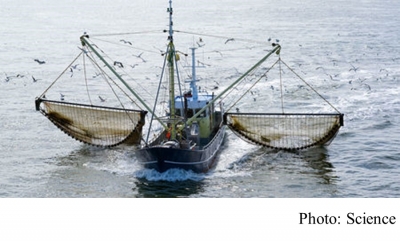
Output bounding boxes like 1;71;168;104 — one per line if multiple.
133;168;206;182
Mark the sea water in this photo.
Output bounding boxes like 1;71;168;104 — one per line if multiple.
1;0;399;197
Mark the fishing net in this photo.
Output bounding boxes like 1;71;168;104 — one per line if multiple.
36;99;146;147
225;113;343;150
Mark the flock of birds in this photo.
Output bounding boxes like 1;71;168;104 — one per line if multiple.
3;36;398;105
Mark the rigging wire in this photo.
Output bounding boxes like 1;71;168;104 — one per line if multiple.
84;37;155;101
145;44;169;144
83;47;143;111
90;36;162;55
224;59;279;113
278;57;284;114
82;53;93;106
38;52;83;97
89;30;163;38
280;59;341;113
174;29;268;45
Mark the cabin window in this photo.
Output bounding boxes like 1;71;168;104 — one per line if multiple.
175;109;182;116
196;108;209;117
186;108;194;118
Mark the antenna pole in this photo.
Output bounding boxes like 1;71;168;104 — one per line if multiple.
167;0;173;41
190;47;199;100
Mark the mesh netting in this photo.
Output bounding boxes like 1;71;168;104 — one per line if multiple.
37;99;146;147
225;113;343;150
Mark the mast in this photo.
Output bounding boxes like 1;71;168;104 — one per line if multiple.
167;0;177;140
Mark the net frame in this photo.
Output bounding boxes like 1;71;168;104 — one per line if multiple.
36;98;147;147
224;112;344;150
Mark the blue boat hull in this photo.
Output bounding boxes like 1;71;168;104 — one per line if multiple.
137;126;225;173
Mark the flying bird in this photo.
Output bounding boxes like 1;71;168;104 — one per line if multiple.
213;50;223;57
98;96;106;102
349;64;359;72
114;61;124;68
225;38;235;44
34;59;46;64
130;64;139;69
133;52;147;62
120;39;132;45
32;76;41;82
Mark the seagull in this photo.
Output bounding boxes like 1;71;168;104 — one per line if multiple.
130;64;139;69
120;39;132;45
133;52;147;62
362;83;371;91
92;72;101;78
4;73;18;82
34;59;46;64
225;38;235;44
114;61;124;68
32;76;41;82
267;37;271;42
213;50;223;57
98;96;106;102
349;64;359;72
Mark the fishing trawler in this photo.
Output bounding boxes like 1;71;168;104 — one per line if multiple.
35;0;344;173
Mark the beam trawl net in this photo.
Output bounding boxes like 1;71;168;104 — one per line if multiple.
225;113;343;150
38;99;146;147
